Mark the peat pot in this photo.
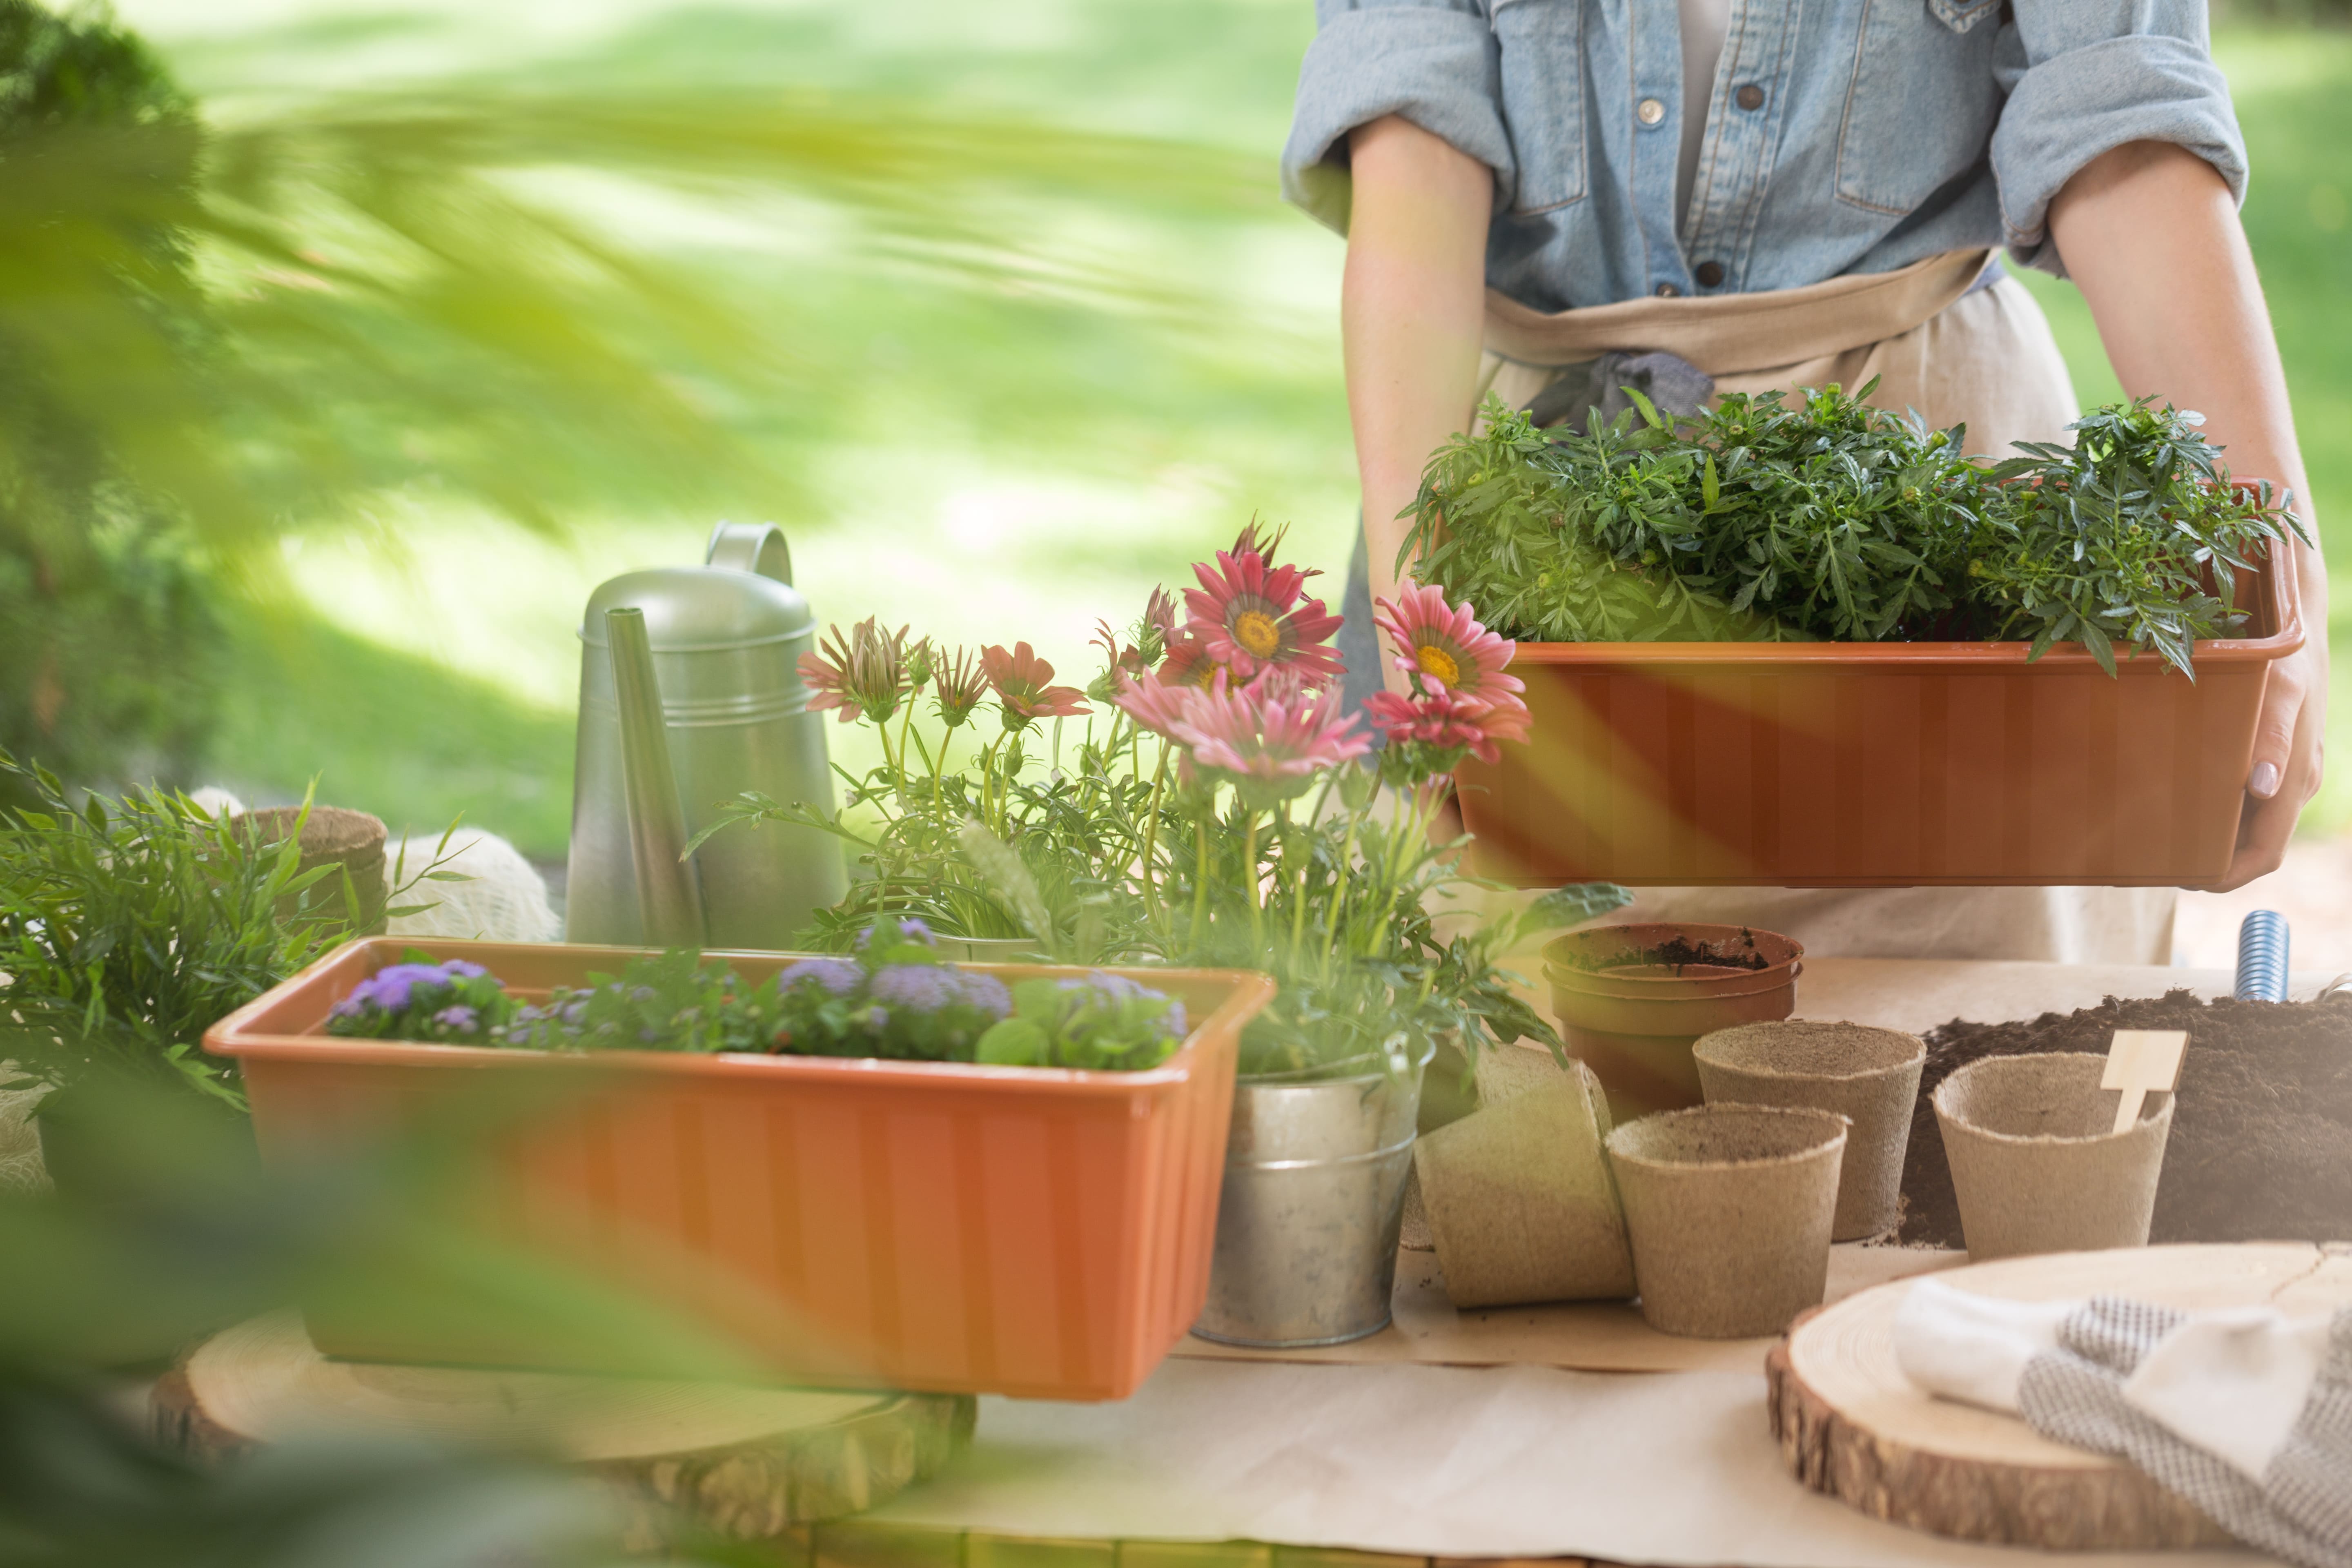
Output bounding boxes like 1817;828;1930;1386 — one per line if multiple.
1605;1104;1848;1339
1194;1048;1428;1348
1933;1052;2174;1261
231;806;389;933
1545;923;1803;1123
204;936;1274;1401
1454;543;2302;888
1412;1062;1635;1309
1693;1020;1925;1241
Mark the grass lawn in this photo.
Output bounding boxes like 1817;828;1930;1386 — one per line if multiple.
116;3;2352;856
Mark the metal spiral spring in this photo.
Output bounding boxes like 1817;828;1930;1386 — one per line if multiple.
2234;909;2290;1002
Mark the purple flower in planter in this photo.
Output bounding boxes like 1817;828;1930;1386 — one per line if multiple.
855;917;935;950
955;971;1013;1020
780;957;863;997
359;962;459;1012
870;964;958;1013
439;960;488;981
433;1005;480;1033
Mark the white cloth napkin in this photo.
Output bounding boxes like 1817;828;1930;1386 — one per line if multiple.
1895;1277;2352;1568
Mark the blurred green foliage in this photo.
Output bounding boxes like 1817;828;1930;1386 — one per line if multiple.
0;1078;792;1565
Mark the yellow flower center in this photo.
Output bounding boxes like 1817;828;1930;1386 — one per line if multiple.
1416;644;1461;685
1233;609;1283;659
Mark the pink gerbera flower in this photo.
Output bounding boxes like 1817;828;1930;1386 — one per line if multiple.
1112;671;1196;741
1373;585;1524;702
982;642;1089;731
1182;547;1345;684
1155;629;1227;690
931;645;989;728
1365;686;1532;766
1175;677;1370;796
798;618;909;724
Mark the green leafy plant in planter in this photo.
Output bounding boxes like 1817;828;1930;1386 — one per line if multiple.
0;748;452;1117
327;920;1189;1071
1409;385;2306;676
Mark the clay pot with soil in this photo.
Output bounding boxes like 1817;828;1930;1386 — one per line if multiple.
1693;1020;1924;1241
1604;1104;1848;1339
1544;923;1803;1123
1412;1061;1635;1308
1933;1052;2173;1260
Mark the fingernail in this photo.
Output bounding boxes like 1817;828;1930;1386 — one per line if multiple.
2250;761;2282;798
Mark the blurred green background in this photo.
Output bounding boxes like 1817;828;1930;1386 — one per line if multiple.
20;1;2352;860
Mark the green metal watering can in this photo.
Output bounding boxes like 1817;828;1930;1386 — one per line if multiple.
564;522;847;949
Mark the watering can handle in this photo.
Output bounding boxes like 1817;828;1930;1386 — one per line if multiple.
706;520;793;584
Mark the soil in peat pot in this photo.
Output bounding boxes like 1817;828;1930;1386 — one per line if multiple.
1895;991;2352;1247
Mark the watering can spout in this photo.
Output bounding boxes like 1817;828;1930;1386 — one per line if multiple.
604;606;707;947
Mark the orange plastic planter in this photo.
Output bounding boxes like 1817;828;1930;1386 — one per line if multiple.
204;938;1273;1401
1457;552;2303;887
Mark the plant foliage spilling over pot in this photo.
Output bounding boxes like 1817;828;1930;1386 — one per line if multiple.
324;920;1190;1072
1407;385;2307;677
0;748;457;1112
697;526;1630;1080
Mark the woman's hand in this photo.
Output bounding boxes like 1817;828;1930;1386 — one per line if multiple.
2049;138;2328;891
1342;115;1492;693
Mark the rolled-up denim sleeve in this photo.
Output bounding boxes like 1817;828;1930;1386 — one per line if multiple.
1281;0;1510;235
1993;2;2248;276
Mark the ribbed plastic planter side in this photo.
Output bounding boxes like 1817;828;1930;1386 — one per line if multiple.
205;938;1273;1401
1456;552;2302;887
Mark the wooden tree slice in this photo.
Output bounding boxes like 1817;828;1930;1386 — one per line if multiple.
156;1311;974;1548
1767;1241;2352;1551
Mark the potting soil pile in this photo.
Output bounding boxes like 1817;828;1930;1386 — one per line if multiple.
1896;991;2352;1247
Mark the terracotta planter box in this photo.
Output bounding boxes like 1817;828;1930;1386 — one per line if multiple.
1455;552;2303;887
203;937;1274;1401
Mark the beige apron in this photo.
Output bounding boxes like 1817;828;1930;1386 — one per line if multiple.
1473;250;2176;965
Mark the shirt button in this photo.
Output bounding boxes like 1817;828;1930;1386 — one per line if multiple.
1735;83;1766;111
1654;282;1681;297
1636;97;1666;126
1695;261;1726;287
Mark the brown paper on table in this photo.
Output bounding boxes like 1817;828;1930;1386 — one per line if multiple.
875;1356;2274;1568
1174;1243;1961;1373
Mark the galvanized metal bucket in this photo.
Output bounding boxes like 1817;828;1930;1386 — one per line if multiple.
1193;1049;1426;1348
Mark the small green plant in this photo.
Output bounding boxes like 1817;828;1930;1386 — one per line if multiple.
1408;386;2307;676
0;750;432;1109
332;919;1190;1070
976;972;1188;1070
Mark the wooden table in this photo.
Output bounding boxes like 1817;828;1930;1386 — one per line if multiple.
843;959;2296;1568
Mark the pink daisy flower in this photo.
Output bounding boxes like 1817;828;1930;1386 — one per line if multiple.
1155;629;1227;690
798;618;909;724
982;642;1089;731
1365;686;1532;767
1175;678;1370;789
1182;547;1345;684
1373;585;1524;702
1111;672;1196;741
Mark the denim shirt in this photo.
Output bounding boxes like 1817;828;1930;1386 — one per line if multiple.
1283;0;2247;313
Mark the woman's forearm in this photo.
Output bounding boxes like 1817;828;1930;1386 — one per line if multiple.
1341;115;1493;607
2048;141;2318;558
2049;139;2328;883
